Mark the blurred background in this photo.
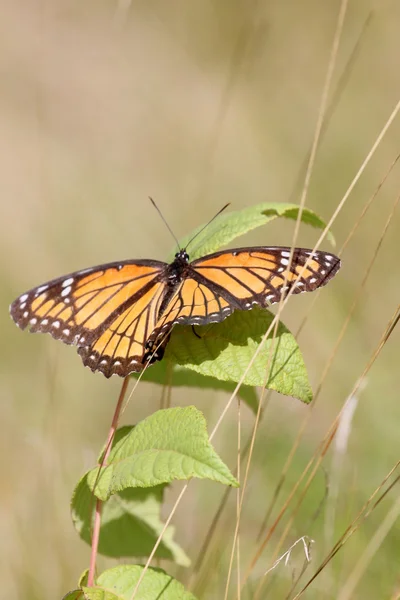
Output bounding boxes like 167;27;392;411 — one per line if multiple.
1;1;400;598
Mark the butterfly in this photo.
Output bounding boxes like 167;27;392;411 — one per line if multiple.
10;243;341;378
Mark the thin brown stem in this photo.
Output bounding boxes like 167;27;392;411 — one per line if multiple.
87;376;130;587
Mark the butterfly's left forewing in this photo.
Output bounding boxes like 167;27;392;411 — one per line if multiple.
10;259;169;377
191;247;341;306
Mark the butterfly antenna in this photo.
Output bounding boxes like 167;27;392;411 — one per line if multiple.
149;197;181;250
186;203;230;250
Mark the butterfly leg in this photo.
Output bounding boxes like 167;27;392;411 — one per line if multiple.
191;325;202;339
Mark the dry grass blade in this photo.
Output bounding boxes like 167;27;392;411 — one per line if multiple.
246;190;400;588
130;94;400;600
296;150;400;340
288;10;375;205
224;2;350;593
194;0;260;206
272;164;400;535
292;463;400;599
264;536;314;576
390;581;400;600
130;484;189;600
337;487;400;600
224;320;282;600
189;392;270;594
236;395;242;600
247;299;400;597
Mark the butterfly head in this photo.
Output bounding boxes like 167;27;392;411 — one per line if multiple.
174;249;189;263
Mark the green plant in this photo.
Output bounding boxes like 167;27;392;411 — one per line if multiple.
64;203;334;599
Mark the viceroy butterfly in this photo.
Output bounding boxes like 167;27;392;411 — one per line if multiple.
10;234;340;378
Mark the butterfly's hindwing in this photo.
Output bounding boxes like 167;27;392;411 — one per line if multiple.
147;276;238;347
78;279;168;377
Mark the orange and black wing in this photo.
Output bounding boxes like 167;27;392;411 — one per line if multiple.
191;246;341;307
149;246;340;344
10;259;169;377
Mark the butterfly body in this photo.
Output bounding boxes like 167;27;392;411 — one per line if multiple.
10;246;340;378
158;250;190;310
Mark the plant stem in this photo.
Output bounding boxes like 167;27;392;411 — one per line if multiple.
87;376;130;587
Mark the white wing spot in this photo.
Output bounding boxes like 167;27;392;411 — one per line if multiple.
41;319;49;325
280;258;289;266
63;328;70;336
100;359;108;365
20;294;28;303
37;285;48;294
23;311;29;318
52;321;60;329
277;267;285;273
309;277;317;284
325;255;334;262
61;286;71;297
79;336;85;343
114;360;122;366
30;318;37;325
62;278;74;288
281;251;291;258
20;302;26;309
64;298;71;304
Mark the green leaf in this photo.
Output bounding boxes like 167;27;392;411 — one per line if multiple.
79;570;89;588
132;360;258;414
83;565;198;600
81;590;119;600
85;407;238;501
62;592;85;600
171;202;335;261
71;477;190;566
165;307;312;404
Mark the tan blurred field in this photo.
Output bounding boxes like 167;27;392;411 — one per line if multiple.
1;1;400;599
